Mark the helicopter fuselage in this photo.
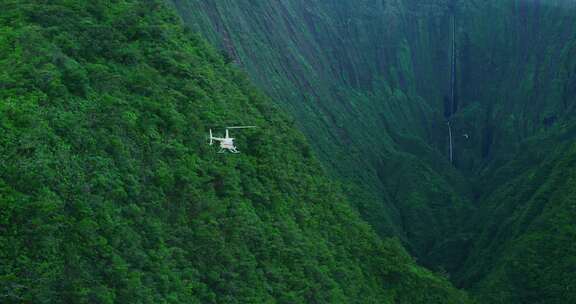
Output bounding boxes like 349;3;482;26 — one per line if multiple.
209;126;255;153
220;138;235;149
211;137;238;153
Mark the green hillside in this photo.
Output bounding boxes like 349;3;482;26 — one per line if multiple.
168;0;576;303
2;0;575;303
453;2;576;302
169;0;475;266
450;0;576;171
0;0;472;303
459;124;576;303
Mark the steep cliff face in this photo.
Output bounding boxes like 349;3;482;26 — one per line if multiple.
169;0;576;302
0;1;472;303
456;125;576;303
169;0;474;266
448;0;576;171
451;1;576;301
402;0;576;171
1;0;574;302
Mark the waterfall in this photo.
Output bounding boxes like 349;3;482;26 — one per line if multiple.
448;11;456;164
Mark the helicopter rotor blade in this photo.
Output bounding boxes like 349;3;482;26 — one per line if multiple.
226;126;257;129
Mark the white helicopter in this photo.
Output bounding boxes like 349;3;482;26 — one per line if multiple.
208;126;257;153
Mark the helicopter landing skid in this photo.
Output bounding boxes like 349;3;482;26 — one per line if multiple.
218;148;240;154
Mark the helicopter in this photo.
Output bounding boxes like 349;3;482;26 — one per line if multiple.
208;126;256;153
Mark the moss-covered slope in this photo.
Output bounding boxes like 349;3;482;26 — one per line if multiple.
448;0;576;171
458;123;576;303
167;1;576;303
450;2;576;302
0;0;471;303
169;0;474;266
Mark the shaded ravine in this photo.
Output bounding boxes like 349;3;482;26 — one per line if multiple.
169;0;576;302
0;1;473;302
169;0;475;270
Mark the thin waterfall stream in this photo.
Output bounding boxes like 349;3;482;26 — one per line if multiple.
448;11;456;164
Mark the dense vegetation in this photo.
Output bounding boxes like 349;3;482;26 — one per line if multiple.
453;2;576;301
169;0;475;266
451;0;576;170
0;0;473;303
2;0;574;302
459;125;576;303
170;0;576;303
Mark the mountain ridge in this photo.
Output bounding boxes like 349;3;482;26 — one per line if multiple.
169;0;576;302
0;0;472;302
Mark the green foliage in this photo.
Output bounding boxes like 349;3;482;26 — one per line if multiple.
169;0;475;268
168;1;576;303
449;2;576;302
458;125;576;303
0;0;471;303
